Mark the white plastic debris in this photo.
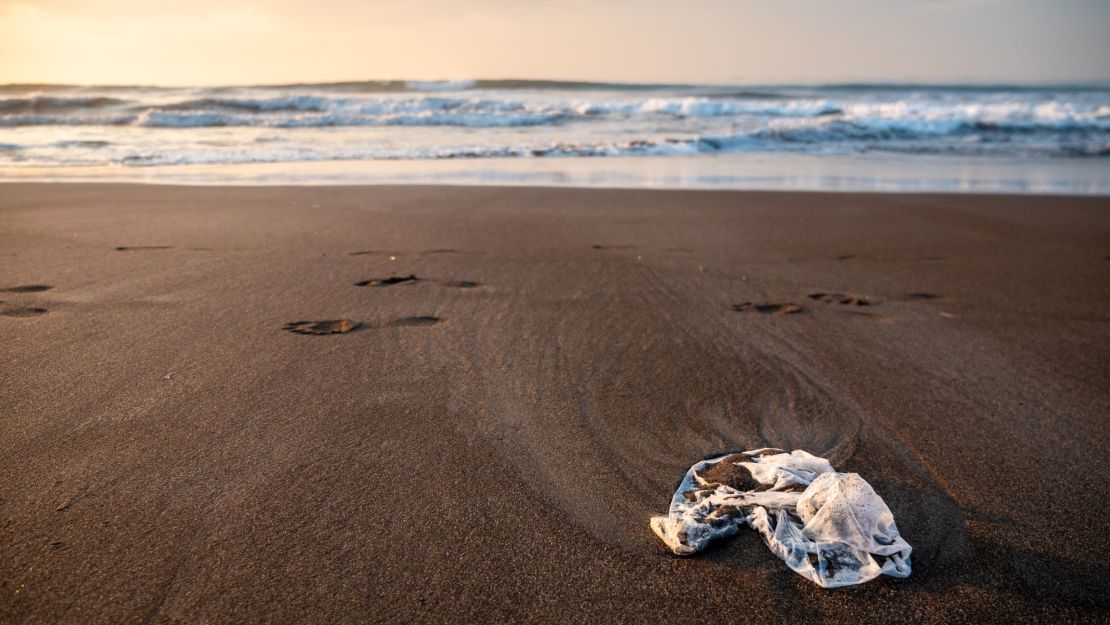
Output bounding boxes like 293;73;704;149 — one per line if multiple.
650;448;911;588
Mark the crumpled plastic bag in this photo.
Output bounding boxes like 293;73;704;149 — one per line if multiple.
650;448;911;588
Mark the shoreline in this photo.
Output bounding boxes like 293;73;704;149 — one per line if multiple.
2;153;1107;195
3;179;1110;197
3;184;1108;623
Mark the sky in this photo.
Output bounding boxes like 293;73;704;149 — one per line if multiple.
1;0;1109;86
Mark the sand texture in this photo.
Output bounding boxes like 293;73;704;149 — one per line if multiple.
2;184;1108;624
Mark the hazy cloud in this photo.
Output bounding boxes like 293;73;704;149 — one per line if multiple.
1;0;1107;85
924;0;1007;11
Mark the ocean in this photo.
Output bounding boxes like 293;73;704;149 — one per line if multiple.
1;80;1108;192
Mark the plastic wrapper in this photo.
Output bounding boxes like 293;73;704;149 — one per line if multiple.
650;448;911;587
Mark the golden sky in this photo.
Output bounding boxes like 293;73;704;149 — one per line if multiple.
2;0;1108;85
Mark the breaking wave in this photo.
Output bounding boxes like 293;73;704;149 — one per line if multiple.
3;93;1107;132
1;82;1107;166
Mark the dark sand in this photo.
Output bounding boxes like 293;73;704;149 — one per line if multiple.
2;184;1108;624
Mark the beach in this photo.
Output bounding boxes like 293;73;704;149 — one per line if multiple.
1;183;1108;623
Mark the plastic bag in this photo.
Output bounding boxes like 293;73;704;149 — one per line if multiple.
650;448;911;588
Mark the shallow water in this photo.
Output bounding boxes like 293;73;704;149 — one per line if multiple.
1;153;1107;195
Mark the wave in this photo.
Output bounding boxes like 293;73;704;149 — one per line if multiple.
2;84;1106;165
405;79;478;91
0;113;135;127
6;132;1106;170
53;140;112;149
138;94;846;120
24;129;1100;169
0;95;130;114
151;96;331;113
106;140;694;165
130;108;564;128
644;97;841;117
2;87;1105;127
7;106;1105;134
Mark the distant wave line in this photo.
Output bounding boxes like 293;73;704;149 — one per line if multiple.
3;80;1110;94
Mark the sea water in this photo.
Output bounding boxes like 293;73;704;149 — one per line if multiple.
1;80;1107;193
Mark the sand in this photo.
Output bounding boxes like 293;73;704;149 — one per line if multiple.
1;183;1108;624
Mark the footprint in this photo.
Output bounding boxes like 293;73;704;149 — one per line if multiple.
1;285;52;293
348;249;464;257
282;317;444;334
808;292;873;306
355;275;420;287
1;306;48;318
282;319;363;335
835;254;946;262
355;276;484;289
115;246;172;251
731;303;804;315
441;280;484;289
389;316;444;327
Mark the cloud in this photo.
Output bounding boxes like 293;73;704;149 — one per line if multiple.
924;0;1007;11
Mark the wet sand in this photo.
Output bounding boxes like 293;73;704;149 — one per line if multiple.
1;184;1108;624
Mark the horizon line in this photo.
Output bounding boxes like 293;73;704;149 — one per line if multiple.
3;77;1110;90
